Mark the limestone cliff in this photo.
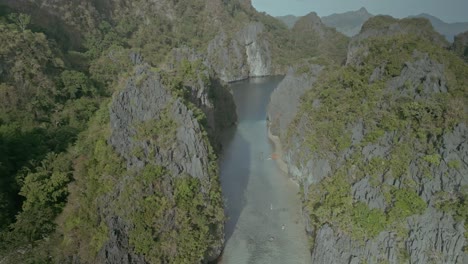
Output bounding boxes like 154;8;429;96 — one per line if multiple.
56;59;235;263
268;16;468;264
267;65;323;139
103;64;225;262
207;22;272;82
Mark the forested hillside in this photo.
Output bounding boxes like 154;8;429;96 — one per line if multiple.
268;16;468;263
0;0;350;262
0;0;245;262
0;11;103;244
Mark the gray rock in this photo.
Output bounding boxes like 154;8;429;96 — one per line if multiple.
94;64;228;263
311;225;399;264
352;177;386;210
268;20;468;263
387;52;448;97
406;208;466;264
267;65;323;138
207;22;272;82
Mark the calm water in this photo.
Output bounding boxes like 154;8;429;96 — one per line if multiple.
219;77;311;264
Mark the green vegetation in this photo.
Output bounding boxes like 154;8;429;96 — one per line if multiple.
123;167;223;263
306;167;426;242
59;102;126;261
434;187;468;251
291;31;467;246
0;13;101;247
265;14;349;68
0;2;228;261
387;189;426;222
135;109;177;148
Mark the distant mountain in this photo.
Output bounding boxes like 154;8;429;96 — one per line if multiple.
276;14;299;29
412;13;468;42
278;8;468;42
321;7;373;37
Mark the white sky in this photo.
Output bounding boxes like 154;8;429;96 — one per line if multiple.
252;0;468;23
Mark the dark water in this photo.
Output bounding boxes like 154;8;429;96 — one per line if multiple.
219;77;311;264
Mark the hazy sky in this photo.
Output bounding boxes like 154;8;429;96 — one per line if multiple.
251;0;468;23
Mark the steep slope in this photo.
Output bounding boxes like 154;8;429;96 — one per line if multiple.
57;63;227;263
0;13;103;246
321;7;373;37
412;13;468;42
0;0;349;262
1;0;280;82
0;1;242;263
269;16;468;264
207;21;273;82
289;12;349;65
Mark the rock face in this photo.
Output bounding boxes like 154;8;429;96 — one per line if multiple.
92;64;232;263
166;47;237;148
207;22;272;82
268;16;468;264
267;65;323;139
109;66;211;176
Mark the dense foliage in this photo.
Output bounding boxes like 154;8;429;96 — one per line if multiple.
0;14;101;243
289;33;468;250
0;0;235;261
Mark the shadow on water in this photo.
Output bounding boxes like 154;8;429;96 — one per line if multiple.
219;76;285;246
219;126;251;242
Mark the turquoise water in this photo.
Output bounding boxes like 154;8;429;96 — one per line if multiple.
219;77;311;264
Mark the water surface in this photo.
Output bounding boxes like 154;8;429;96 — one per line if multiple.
219;77;311;264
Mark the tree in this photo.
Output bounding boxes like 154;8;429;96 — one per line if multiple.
60;70;97;99
7;13;31;32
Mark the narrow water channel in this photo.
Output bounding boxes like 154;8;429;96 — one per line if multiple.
219;77;311;264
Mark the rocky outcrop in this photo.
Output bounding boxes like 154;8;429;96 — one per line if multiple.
207;22;272;82
267;65;323;138
93;64;232;263
109;66;214;175
306;122;468;264
268;16;468;264
166;47;237;149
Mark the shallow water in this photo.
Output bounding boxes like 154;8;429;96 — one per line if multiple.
219;77;311;264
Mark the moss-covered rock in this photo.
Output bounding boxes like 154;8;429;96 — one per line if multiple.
269;16;468;264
